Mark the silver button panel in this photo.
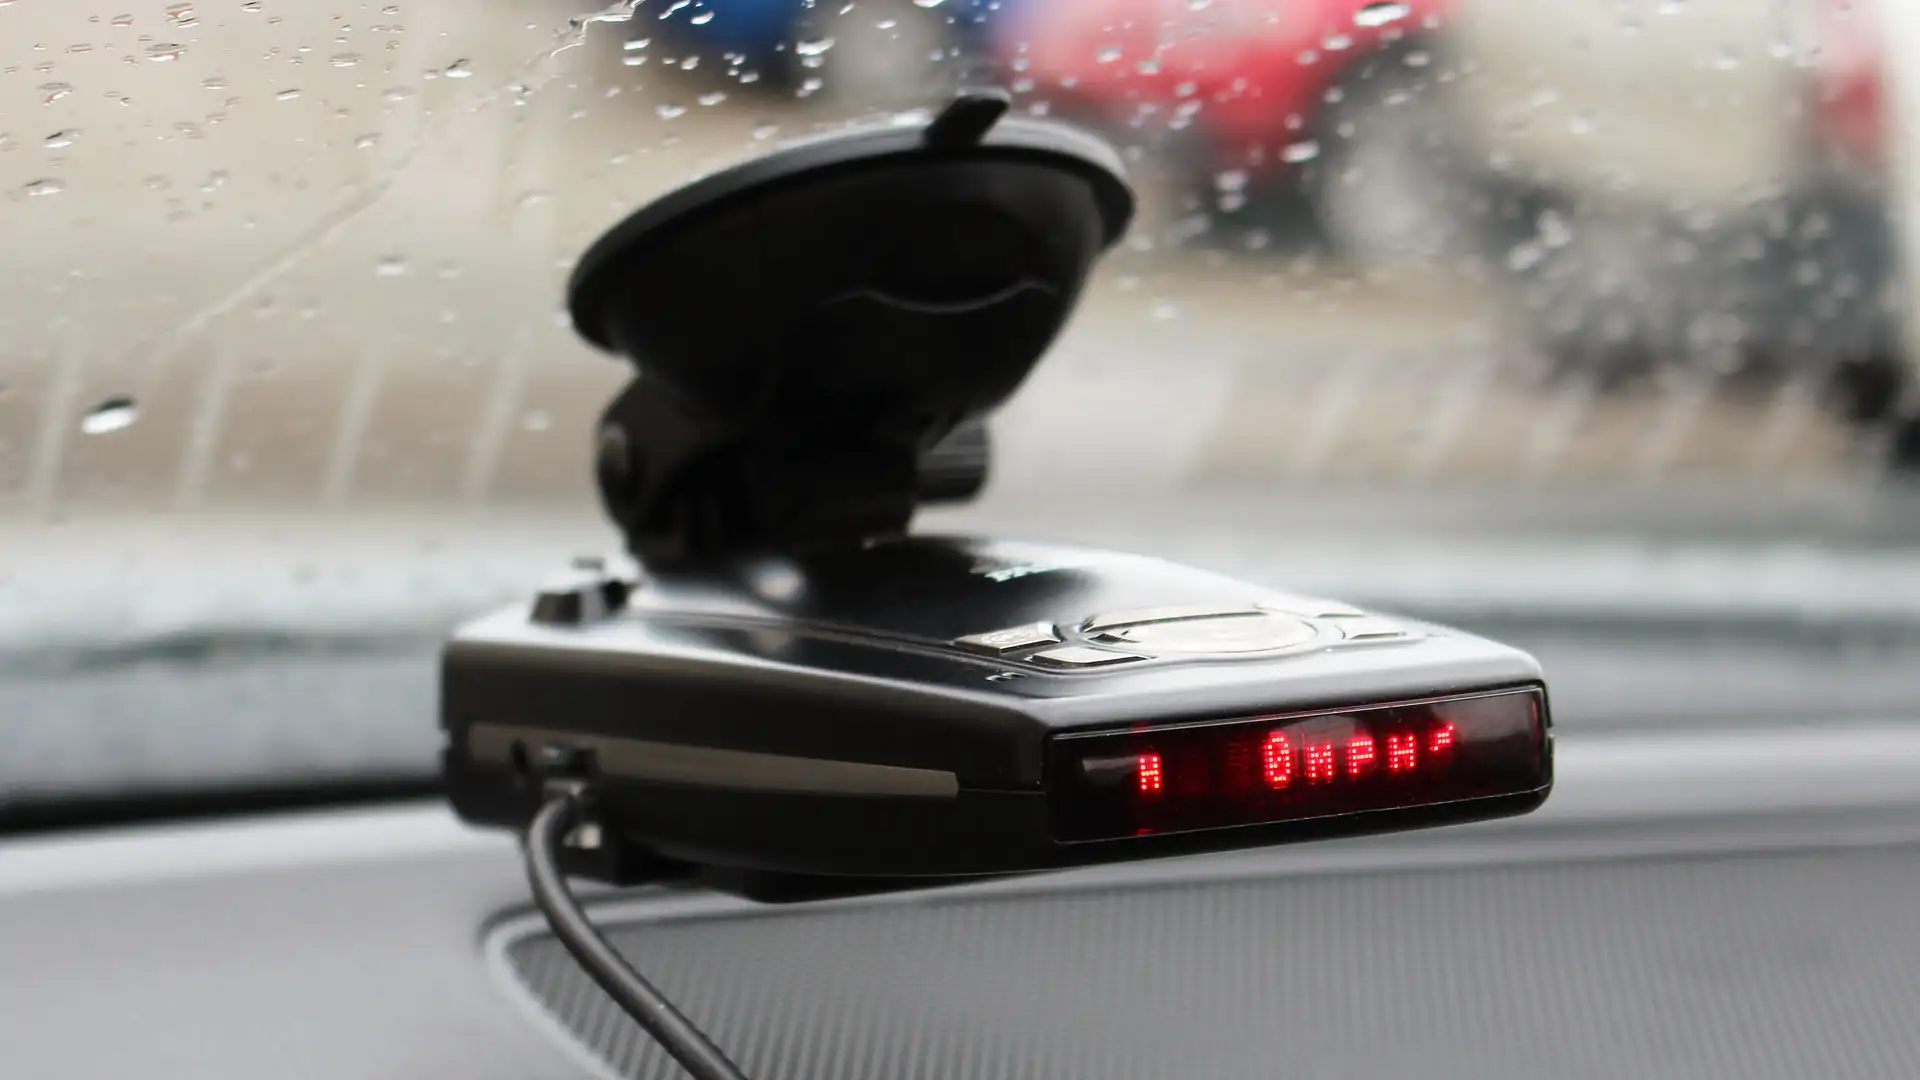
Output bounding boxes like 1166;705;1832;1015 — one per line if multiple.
953;622;1062;655
1082;604;1267;632
1028;646;1150;669
1098;612;1319;655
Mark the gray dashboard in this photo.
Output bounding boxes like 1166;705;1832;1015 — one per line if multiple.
3;723;1920;1080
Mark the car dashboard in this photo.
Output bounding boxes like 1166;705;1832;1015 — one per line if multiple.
3;715;1919;1080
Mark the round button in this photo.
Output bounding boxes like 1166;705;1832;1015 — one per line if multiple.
1106;613;1318;655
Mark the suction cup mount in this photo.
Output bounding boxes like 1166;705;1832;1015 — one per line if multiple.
565;90;1134;569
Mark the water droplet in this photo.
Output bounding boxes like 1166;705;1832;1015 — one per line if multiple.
657;103;686;119
698;90;726;106
275;88;301;101
111;13;135;26
375;254;409;277
520;410;552;433
796;37;834;56
1568;112;1595;136
911;0;944;7
200;76;228;90
1658;0;1685;13
623;37;649;51
1282;139;1320;163
21;177;65;196
678;55;699;70
81;397;138;435
240;0;260;9
144;42;186;61
1354;1;1410;27
1537;209;1573;249
1403;50;1430;68
67;44;94;54
383;86;416;102
43;129;78;149
330;52;361;67
798;76;823;96
382;5;400;14
875;16;897;28
1095;45;1123;64
354;132;379;149
443;59;472;78
690;10;713;24
1322;33;1353;51
1214;169;1248;193
1506;241;1545;272
751;122;778;140
516;189;552;207
1149;298;1182;320
165;3;197;27
39;82;74;104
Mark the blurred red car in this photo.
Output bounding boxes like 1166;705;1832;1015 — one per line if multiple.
991;0;1450;251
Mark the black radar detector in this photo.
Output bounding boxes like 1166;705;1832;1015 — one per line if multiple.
439;91;1553;901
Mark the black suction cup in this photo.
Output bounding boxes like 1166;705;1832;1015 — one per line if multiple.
568;90;1133;428
566;91;1134;566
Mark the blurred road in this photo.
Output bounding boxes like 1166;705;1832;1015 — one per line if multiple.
0;0;1889;529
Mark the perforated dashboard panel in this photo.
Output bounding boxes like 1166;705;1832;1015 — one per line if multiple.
503;846;1920;1080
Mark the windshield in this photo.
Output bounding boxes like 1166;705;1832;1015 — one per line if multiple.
2;0;1917;816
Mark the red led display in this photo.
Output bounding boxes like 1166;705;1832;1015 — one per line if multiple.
1137;752;1164;795
1303;743;1337;784
1262;734;1293;789
1346;735;1376;778
1050;688;1549;843
1386;732;1418;773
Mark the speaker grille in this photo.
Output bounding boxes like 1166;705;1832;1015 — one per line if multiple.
504;847;1920;1080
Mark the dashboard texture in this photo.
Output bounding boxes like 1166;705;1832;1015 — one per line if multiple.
2;723;1919;1080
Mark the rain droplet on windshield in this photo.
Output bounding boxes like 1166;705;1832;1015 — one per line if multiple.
331;53;362;67
43;129;78;149
144;42;186;61
1095;45;1123;64
520;410;552;433
21;177;65;196
276;88;301;101
81;397;139;435
796;37;834;57
40;82;74;104
1149;298;1182;321
1354;1;1411;28
443;59;473;78
690;10;714;24
354;132;379;149
111;13;135;26
375;254;409;277
751;122;778;140
698;90;726;106
911;0;944;7
165;3;197;27
657;103;686;119
1282;139;1321;163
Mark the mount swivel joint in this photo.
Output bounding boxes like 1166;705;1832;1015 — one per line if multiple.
563;90;1135;569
